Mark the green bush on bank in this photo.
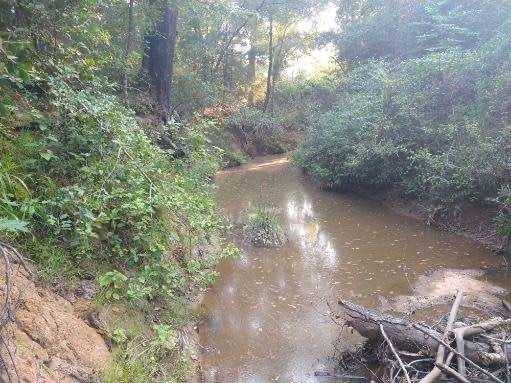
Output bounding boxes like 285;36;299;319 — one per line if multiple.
0;57;233;301
295;32;511;213
0;53;240;379
227;107;300;155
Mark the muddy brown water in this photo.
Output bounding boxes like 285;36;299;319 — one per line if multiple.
199;155;511;383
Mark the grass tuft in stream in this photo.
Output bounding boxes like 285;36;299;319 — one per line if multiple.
243;208;286;247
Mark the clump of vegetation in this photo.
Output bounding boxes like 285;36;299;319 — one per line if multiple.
223;147;250;168
293;0;511;242
243;209;286;247
495;186;511;242
228;107;300;155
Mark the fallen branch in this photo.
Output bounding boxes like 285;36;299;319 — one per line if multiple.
380;323;412;383
420;291;463;383
412;323;505;383
435;361;471;383
454;318;511;377
339;299;492;361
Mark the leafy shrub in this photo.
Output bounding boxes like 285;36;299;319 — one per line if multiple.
243;209;285;247
228;107;298;155
223;148;249;168
295;31;511;211
0;59;237;302
98;270;128;301
495;186;511;240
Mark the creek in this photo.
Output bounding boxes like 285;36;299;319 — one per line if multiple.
199;155;511;383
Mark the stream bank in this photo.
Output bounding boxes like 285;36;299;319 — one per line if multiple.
362;187;510;254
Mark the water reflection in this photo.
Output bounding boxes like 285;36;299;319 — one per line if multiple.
287;197;338;267
200;155;511;383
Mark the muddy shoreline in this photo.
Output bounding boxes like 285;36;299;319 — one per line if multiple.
364;188;510;254
307;173;510;254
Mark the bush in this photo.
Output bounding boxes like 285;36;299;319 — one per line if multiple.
222;148;249;168
243;209;285;247
228;107;298;155
0;61;234;301
295;31;511;209
495;186;511;240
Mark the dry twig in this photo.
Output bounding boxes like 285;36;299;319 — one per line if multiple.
412;323;505;383
380;323;412;383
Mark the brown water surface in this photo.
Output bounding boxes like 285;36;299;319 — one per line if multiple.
199;155;511;383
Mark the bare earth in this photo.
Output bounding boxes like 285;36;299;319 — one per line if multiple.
0;263;110;383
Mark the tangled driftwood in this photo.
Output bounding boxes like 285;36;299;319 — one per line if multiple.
339;293;511;383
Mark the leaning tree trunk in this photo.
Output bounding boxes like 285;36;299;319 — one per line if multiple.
144;4;178;118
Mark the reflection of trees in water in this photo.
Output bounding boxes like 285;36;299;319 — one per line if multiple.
286;197;338;267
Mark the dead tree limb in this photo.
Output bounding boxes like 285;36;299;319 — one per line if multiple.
435;361;472;383
420;291;464;383
454;318;511;377
340;299;511;363
380;323;412;383
412;323;505;383
339;300;491;360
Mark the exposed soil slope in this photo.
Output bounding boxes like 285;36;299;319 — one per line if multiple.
0;262;110;383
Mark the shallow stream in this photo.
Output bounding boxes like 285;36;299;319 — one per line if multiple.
199;155;511;383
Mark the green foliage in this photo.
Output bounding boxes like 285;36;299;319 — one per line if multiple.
334;0;511;66
99;270;128;301
0;55;238;301
294;1;511;243
243;208;285;247
0;218;28;233
151;324;176;350
495;186;511;239
296;31;511;206
223;148;249;168
103;348;153;383
102;319;185;383
228;107;299;155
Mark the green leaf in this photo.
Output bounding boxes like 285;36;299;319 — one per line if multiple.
0;218;29;233
18;65;29;82
40;150;55;161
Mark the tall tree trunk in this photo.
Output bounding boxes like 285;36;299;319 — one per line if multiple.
247;46;256;105
263;14;273;114
144;5;178;119
123;0;135;104
222;49;229;96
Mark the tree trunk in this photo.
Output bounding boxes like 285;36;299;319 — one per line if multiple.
222;49;230;96
247;46;256;105
123;0;135;104
144;5;178;118
263;14;273;114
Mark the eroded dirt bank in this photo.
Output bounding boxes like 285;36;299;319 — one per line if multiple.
0;260;110;383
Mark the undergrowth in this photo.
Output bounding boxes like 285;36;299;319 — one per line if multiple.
0;42;239;380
